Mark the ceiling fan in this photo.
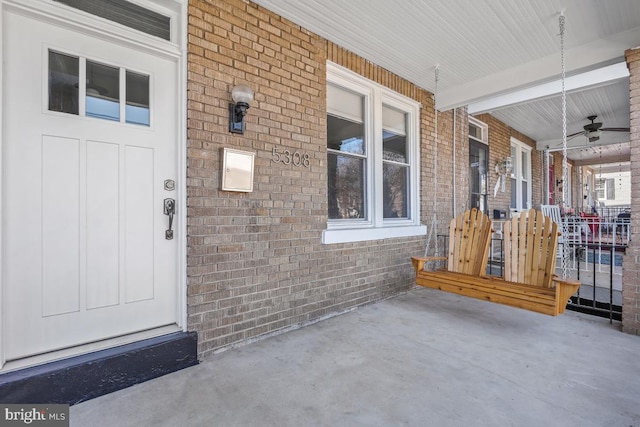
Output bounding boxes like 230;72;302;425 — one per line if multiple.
567;115;629;143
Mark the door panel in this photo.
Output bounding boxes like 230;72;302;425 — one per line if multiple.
3;11;179;362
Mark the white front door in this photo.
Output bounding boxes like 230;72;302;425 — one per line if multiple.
2;9;180;364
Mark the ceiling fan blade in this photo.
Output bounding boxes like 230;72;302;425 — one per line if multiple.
600;127;630;132
567;130;585;139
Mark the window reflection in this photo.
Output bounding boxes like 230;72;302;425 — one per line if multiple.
328;153;365;219
48;51;79;115
126;71;150;126
383;163;408;218
85;61;120;122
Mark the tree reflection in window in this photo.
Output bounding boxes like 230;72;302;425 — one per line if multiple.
327;114;366;219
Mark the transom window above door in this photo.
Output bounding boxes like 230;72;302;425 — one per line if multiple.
48;50;150;126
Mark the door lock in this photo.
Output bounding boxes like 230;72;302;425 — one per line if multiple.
164;198;175;240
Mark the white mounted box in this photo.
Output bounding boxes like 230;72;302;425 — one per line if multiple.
221;148;255;192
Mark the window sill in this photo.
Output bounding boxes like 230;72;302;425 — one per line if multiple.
322;224;427;244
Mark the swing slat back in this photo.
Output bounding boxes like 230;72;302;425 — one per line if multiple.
447;208;493;276
504;209;558;288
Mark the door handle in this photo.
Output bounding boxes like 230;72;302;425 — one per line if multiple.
164;198;175;240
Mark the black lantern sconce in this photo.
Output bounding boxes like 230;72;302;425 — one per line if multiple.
229;84;254;134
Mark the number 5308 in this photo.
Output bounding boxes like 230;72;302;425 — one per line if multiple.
272;147;310;167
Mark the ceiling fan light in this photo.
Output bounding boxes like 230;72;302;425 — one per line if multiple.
588;130;602;139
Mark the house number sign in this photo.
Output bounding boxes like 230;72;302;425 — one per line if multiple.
272;147;310;168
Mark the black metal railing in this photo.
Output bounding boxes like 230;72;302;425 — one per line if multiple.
435;223;624;322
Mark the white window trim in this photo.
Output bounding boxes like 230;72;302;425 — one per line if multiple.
469;116;488;145
510;137;532;211
323;62;425;244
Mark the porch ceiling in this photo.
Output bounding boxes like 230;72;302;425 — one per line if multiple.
252;0;640;166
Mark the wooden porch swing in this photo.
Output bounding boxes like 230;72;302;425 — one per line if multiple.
412;14;579;316
411;208;581;316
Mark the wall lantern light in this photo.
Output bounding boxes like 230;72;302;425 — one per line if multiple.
494;156;513;194
229;84;254;134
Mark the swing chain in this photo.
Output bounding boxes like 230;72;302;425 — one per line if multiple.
559;13;569;280
425;66;440;258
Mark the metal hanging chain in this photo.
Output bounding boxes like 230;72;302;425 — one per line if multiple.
559;13;569;280
425;66;440;257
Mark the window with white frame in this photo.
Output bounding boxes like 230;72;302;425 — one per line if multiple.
468;117;488;144
323;63;425;244
510;138;532;211
596;178;615;200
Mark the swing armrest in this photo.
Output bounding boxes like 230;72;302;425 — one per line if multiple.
411;256;447;273
552;275;581;313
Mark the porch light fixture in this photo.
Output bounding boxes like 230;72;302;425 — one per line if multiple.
229;84;254;134
496;156;512;176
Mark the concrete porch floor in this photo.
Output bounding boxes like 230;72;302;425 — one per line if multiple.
71;288;640;427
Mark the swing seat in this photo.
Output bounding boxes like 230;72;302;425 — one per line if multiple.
412;209;581;316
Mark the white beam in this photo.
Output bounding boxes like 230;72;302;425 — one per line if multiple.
573;154;631;167
537;133;630;151
467;62;629;115
437;28;640;111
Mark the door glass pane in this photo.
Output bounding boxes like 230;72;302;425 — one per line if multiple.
328;153;365;219
48;51;79;115
126;71;150;126
470;141;488;213
383;163;408;218
86;61;120;122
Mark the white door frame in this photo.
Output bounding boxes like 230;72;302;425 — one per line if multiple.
0;0;188;369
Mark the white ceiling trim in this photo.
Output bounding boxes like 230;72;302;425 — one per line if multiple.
468;62;629;114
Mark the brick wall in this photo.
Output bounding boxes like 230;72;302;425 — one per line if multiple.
187;0;446;358
623;48;640;335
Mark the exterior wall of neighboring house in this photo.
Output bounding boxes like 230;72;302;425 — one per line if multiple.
623;48;640;335
595;170;631;207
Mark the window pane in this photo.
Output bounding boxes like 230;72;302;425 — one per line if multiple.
521;181;528;208
86;61;120;122
328;153;365;219
607;178;615;200
511;177;517;208
469;124;479;139
521;151;529;180
327;115;364;154
596;179;605;199
383;106;407;163
126;71;150;126
383;163;408;218
510;146;517;178
48;51;79;115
